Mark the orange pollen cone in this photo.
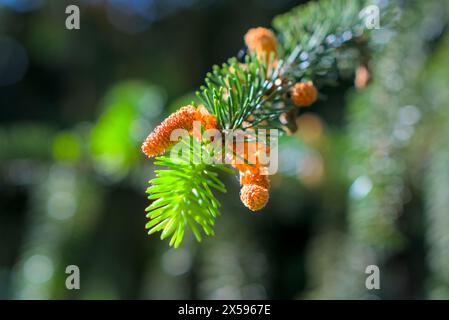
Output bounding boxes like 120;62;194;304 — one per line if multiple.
240;184;269;211
244;27;278;58
141;106;197;158
239;170;270;211
291;81;318;107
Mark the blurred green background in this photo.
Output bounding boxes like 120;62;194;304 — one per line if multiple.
1;0;449;299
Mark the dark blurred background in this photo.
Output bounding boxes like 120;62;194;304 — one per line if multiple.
1;0;449;299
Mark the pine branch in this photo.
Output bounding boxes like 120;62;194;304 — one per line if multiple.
197;54;288;131
196;0;396;133
143;0;397;247
274;0;397;84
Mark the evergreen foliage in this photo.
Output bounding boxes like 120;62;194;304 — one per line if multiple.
146;0;395;246
145;136;229;247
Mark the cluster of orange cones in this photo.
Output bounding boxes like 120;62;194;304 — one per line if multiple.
142;27;321;211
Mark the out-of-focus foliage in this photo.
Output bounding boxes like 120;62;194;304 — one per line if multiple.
90;81;164;177
304;0;449;299
422;35;449;299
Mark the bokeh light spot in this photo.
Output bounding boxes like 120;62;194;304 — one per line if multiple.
23;254;54;284
350;175;373;199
